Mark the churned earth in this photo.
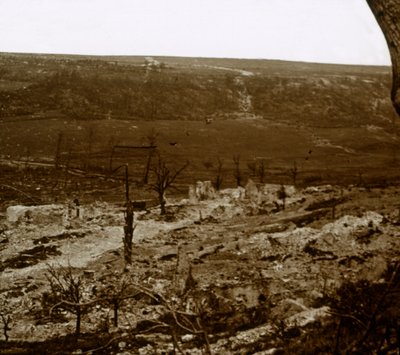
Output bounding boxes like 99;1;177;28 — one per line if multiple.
1;181;400;354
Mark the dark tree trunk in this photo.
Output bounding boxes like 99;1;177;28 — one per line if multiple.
160;194;166;215
113;300;119;327
124;201;134;265
367;0;400;115
75;307;81;337
143;150;154;184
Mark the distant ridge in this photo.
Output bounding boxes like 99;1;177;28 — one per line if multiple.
0;51;392;125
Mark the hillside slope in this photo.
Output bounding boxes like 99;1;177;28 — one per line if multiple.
0;53;394;128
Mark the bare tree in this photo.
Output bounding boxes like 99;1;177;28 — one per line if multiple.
98;273;137;327
0;297;12;342
214;157;224;191
146;127;159;147
232;154;242;187
130;281;212;355
45;264;93;337
112;164;135;266
143;128;158;184
277;184;287;210
0;314;11;342
149;155;188;215
124;200;135;266
248;159;266;183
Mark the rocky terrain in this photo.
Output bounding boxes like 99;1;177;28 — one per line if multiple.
1;180;400;354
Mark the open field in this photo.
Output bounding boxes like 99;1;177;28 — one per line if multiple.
2;115;400;210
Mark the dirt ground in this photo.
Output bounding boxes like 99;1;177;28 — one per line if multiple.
1;180;400;354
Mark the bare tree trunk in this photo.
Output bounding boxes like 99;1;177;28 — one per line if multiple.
124;201;134;265
215;158;224;190
1;314;11;342
143;149;154;184
160;193;166;215
233;155;242;187
113;300;119;327
367;0;400;115
75;306;81;337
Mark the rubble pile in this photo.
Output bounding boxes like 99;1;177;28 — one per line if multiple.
1;182;400;353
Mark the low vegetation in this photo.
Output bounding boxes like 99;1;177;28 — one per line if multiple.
0;53;393;126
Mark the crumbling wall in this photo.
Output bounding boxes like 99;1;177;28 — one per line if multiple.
6;205;66;225
188;181;216;203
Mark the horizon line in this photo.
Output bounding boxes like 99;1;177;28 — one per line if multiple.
0;50;392;68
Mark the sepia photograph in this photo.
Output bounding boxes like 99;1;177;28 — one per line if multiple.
0;0;400;353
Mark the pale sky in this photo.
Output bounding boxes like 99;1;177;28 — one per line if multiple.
0;0;392;65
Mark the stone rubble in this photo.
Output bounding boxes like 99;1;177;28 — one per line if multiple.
1;182;400;353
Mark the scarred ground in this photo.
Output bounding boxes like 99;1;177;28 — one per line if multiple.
1;182;400;354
